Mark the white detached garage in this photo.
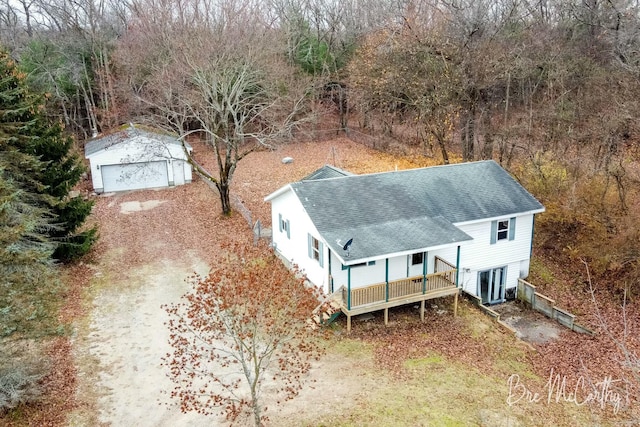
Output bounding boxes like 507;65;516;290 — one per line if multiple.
85;124;193;193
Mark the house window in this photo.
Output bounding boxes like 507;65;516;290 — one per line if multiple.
491;217;516;244
307;234;324;267
311;237;320;260
497;220;509;241
278;213;290;239
342;261;375;270
411;253;424;265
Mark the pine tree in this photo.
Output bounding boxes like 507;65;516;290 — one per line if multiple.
0;49;61;339
26;119;97;261
0;166;59;338
0;49;96;262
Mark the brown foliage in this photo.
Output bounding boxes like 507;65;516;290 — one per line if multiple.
163;241;324;425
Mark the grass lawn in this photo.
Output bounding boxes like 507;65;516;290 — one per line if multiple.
289;301;615;427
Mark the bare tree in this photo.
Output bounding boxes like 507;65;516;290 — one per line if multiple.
117;0;310;215
163;242;323;425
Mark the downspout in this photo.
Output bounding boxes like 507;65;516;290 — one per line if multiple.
530;215;536;259
456;245;461;288
385;258;389;302
328;251;333;293
422;251;427;294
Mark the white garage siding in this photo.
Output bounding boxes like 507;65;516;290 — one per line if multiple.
172;160;185;185
85;126;193;193
101;161;169;192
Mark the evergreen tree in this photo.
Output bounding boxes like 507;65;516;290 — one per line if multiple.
27;119;96;261
0;49;96;262
0;49;61;339
0;166;59;338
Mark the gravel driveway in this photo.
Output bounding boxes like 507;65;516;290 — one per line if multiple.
71;139;400;426
71;182;238;426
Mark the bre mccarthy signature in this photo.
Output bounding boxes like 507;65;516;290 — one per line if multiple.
506;368;627;414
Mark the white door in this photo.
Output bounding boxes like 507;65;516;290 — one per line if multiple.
172;160;185;185
101;161;169;192
479;267;506;305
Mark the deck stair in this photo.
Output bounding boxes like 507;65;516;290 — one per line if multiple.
309;289;344;328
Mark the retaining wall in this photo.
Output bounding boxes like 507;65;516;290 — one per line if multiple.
517;278;594;336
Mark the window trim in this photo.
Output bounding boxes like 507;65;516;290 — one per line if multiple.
490;217;516;244
307;234;324;267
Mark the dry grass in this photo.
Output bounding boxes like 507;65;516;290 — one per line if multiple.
292;303;609;427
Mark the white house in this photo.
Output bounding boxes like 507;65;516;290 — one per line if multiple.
84;124;193;193
265;161;545;329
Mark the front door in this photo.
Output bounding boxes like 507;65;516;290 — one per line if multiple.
479;267;506;305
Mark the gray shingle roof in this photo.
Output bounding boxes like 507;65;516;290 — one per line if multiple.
84;124;189;157
290;160;544;263
302;165;353;181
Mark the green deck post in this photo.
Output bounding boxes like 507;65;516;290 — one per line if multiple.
347;266;351;310
422;251;427;294
385;258;389;302
456;245;461;287
328;250;333;293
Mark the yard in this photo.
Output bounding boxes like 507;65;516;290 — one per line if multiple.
53;138;635;426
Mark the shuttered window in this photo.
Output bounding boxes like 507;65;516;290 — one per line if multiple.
490;217;516;244
308;234;324;267
278;213;290;239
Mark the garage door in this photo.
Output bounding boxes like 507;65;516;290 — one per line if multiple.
101;161;169;192
172;160;185;185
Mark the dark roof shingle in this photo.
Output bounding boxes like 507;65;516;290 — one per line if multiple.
302;165;353;181
290;160;543;262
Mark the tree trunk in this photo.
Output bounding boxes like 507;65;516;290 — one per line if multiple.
339;85;347;134
433;129;450;165
462;110;475;161
482;132;494;160
218;182;232;216
482;109;494;159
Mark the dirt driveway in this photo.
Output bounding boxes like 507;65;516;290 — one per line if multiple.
70;183;230;426
70;139;388;426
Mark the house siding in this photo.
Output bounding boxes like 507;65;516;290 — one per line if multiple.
329;253;388;291
456;215;535;296
271;190;328;292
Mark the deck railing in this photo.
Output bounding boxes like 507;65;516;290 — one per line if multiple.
434;256;457;282
342;267;457;309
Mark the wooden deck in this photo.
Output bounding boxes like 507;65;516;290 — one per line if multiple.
338;257;459;332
